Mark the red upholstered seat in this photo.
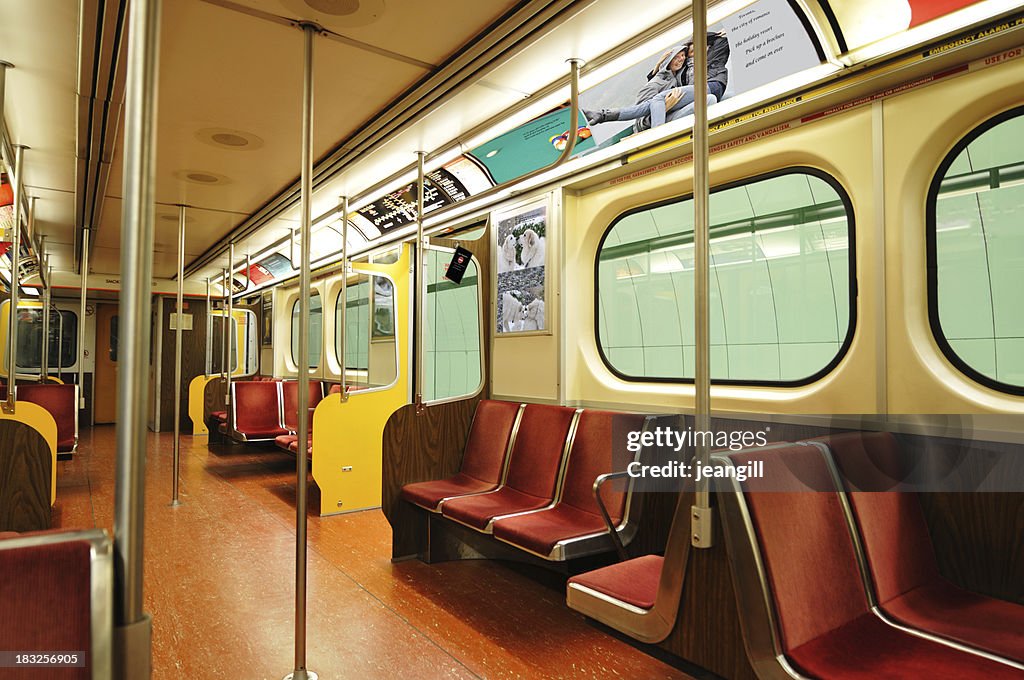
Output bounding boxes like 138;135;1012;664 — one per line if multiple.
788;612;1021;679
401;399;521;511
0;538;93;679
230;381;288;440
401;474;496;510
441;403;575;531
823;432;1024;663
280;380;322;432
16;384;77;453
493;410;646;556
275;434;297;451
211;410;227;422
734;445;1020;678
567;554;663;610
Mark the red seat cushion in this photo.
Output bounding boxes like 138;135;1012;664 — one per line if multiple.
567;554;663;610
736;445;1020;676
492;504;609;555
824;432;1024;662
441;487;549;531
211;411;227;422
401;474;497;511
885;578;1024;662
0;539;93;678
231;382;287;439
788;612;1022;679
280;380;322;431
275;434;297;451
440;404;575;530
16;384;77;453
400;400;520;511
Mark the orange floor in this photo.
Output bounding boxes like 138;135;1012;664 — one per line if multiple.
54;426;694;679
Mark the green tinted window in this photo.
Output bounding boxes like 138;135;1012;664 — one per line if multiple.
597;170;853;383
291;292;322;369
424;248;482;401
930;109;1024;392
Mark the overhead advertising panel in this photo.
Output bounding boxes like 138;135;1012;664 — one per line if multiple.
351;161;493;235
827;0;987;51
576;0;821;148
333;0;822;242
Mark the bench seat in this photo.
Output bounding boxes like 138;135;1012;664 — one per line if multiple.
567;554;663;610
441;487;551;532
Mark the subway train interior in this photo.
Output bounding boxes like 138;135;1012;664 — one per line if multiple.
1;0;1023;678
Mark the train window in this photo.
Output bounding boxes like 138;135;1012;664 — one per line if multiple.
12;307;78;370
597;169;855;384
335;273;398;389
291;292;322;369
928;107;1024;394
208;310;257;376
424;247;483;402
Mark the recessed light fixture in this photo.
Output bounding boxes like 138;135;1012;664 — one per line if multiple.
280;0;384;27
173;170;231;185
306;0;359;15
196;127;264;151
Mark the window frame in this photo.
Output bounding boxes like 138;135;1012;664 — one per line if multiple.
290;291;323;370
11;305;79;371
423;244;486;406
926;105;1024;397
594;166;858;387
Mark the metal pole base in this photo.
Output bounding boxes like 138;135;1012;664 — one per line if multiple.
168;500;183;507
114;614;152;680
283;672;318;680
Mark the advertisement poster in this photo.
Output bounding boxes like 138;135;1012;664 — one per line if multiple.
494;200;548;335
371;276;395;339
261;290;273;346
578;0;821;148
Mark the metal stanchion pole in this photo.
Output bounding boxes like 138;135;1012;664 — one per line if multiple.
171;204;186;506
78;227;90;408
691;0;713;548
284;20;319;680
226;243;234;401
338;196;348;401
113;0;161;675
3;145;25;413
413;150;426;414
205;277;212;375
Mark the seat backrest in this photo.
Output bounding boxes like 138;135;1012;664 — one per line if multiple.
0;530;111;677
503;404;576;499
280;380;323;431
232;381;282;432
459;400;521;484
15;384;77;449
733;444;869;652
817;432;940;604
560;410;646;520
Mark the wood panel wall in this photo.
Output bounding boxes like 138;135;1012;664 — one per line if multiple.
0;420;52;532
382;398;481;559
157;296;210;433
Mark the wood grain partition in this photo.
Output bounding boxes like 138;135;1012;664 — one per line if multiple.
158;296;210;433
0;420;52;532
382;226;493;559
382;397;481;559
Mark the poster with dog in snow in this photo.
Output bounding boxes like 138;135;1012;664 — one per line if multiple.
495;200;548;335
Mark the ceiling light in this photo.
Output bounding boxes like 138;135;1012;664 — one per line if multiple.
174;170;230;185
196;128;264;151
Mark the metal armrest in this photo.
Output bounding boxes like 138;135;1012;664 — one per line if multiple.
594;471;631;561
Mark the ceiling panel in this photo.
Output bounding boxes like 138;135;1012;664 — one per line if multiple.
231;0;523;65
